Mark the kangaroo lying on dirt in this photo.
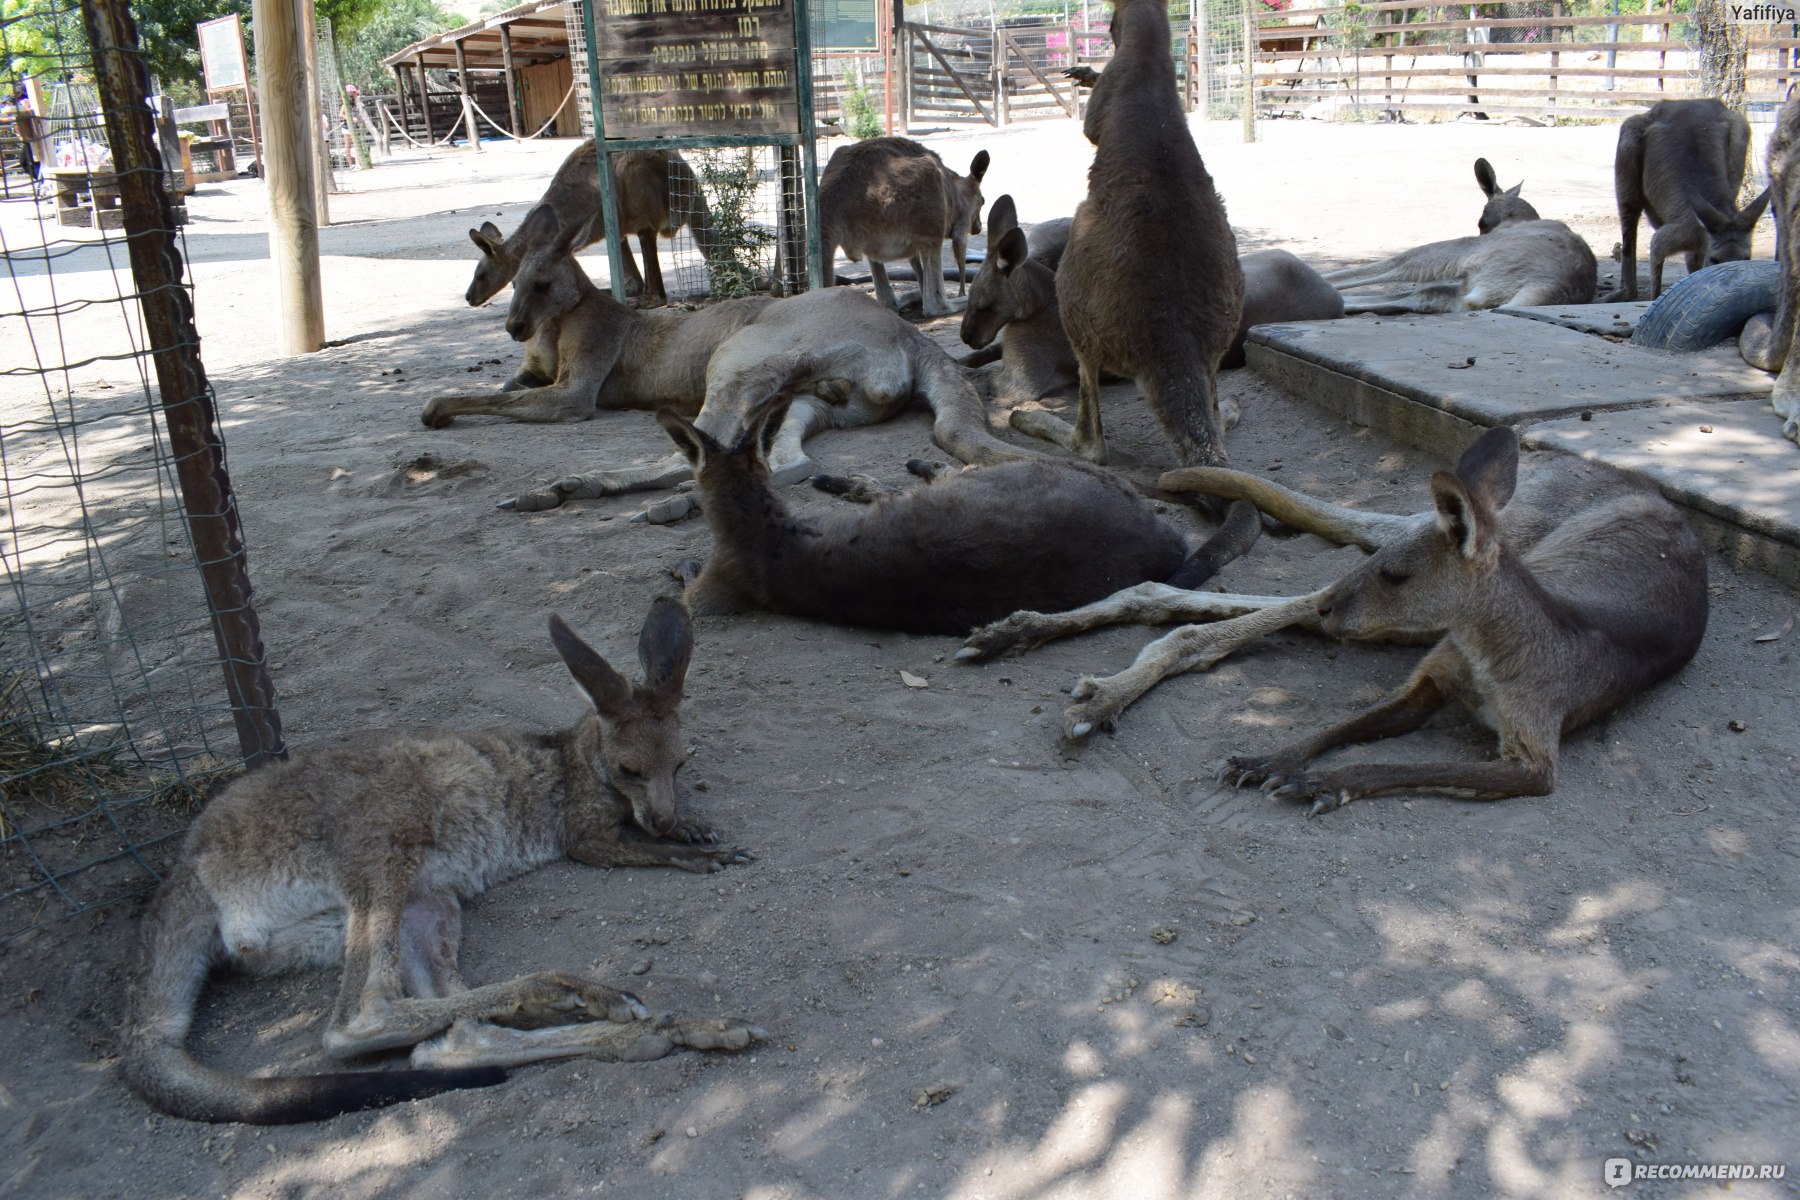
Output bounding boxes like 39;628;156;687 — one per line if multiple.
820;136;990;317
959;429;1708;794
1610;99;1771;301
1736;91;1800;444
961;196;1340;394
122;601;758;1125
658;393;1262;635
466;142;720;310
1017;0;1242;468
425;207;1030;511
1325;158;1596;313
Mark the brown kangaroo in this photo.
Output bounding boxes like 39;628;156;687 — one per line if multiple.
1610;99;1771;301
658;393;1262;636
1737;89;1800;444
466;141;721;310
425;207;1031;511
819;136;990;317
121;600;760;1125
1012;0;1243;468
959;430;1708;795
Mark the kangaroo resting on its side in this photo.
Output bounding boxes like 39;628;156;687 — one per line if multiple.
122;601;759;1125
1736;89;1800;444
424;207;1032;512
1011;0;1244;467
958;429;1708;807
819;136;990;318
466;142;722;310
960;195;1341;396
659;393;1263;636
1610;99;1771;301
1325;157;1597;313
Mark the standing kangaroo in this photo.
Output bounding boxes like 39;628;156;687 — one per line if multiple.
961;196;1340;398
1736;89;1800;444
1324;157;1596;313
659;393;1262;635
1013;0;1243;468
466;142;721;310
819;136;990;317
122;601;760;1125
1610;99;1771;301
958;430;1707;777
425;207;1031;512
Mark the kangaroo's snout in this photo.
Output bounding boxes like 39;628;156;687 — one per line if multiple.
505;316;530;341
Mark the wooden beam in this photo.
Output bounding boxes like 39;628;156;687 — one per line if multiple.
417;51;435;141
251;0;325;353
501;25;523;135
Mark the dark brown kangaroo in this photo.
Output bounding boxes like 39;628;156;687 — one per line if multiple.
659;394;1261;636
1610;99;1771;301
1011;0;1243;467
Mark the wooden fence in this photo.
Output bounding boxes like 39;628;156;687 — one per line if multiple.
903;18;1099;128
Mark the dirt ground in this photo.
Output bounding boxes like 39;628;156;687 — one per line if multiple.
2;118;1797;1200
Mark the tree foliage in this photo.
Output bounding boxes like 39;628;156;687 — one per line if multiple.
335;0;464;91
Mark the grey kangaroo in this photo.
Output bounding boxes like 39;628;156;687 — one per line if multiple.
658;392;1262;636
425;207;1030;511
1736;89;1800;444
820;136;990;317
959;429;1708;794
1610;99;1771;301
466;142;721;310
960;196;1340;392
1011;0;1243;467
1324;157;1596;313
122;601;759;1125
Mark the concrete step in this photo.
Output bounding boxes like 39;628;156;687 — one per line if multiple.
1245;306;1800;587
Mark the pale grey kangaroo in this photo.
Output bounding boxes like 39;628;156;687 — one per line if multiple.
659;392;1261;635
959;430;1708;803
820;136;990;317
1736;89;1800;444
122;601;759;1125
466;142;721;310
1014;0;1243;468
1610;99;1771;301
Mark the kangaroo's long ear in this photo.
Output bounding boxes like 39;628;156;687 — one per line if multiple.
470;225;502;255
994;225;1030;274
986;194;1019;242
1503;180;1524;199
1453;425;1519;511
636;595;693;705
1693;195;1734;234
549;614;633;717
738;392;796;464
1429;472;1500;565
1738;187;1773;229
519;203;562;248
1474;157;1500;198
657;408;714;469
968;149;990;185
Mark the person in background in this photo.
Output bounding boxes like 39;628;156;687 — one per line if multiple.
13;89;42;191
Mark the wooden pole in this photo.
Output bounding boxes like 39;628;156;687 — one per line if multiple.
500;25;523;135
454;39;482;150
251;0;325;354
394;64;411;132
300;0;333;215
417;52;436;141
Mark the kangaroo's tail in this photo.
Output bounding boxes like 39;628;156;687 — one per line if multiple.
122;868;505;1125
1165;499;1262;590
1159;466;1423;552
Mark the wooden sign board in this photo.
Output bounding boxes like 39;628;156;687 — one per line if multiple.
197;15;249;93
593;0;801;137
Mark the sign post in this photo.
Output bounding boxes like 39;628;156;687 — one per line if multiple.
196;14;262;176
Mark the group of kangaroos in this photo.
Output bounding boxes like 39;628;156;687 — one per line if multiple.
128;0;1793;1128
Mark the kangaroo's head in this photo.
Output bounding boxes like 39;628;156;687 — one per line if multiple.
657;391;793;490
961;194;1033;349
1696;188;1772;266
505;206;592;343
1314;428;1520;642
951;150;991;237
550;602;693;838
466;221;517;307
1473;158;1539;234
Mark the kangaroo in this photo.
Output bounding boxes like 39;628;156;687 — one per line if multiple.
1012;0;1243;468
1736;89;1800;444
121;601;760;1125
1610;99;1771;301
425;207;1033;512
958;429;1708;778
466;141;722;310
657;392;1262;635
820;136;990;318
961;197;1340;396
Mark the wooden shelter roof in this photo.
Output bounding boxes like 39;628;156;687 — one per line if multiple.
381;0;570;71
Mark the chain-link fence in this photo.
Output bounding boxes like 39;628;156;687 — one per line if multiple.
1;0;282;941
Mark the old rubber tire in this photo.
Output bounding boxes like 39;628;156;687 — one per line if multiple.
1631;259;1782;351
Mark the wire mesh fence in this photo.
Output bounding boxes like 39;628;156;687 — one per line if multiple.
1;0;282;942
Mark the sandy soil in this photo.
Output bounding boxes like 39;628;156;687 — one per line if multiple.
1;119;1797;1200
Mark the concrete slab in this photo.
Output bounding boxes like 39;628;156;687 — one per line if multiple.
1495;301;1653;338
1524;400;1800;588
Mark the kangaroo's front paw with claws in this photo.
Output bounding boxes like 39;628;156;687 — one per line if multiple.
1231;766;1354;817
668;819;720;846
957;611;1051;662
